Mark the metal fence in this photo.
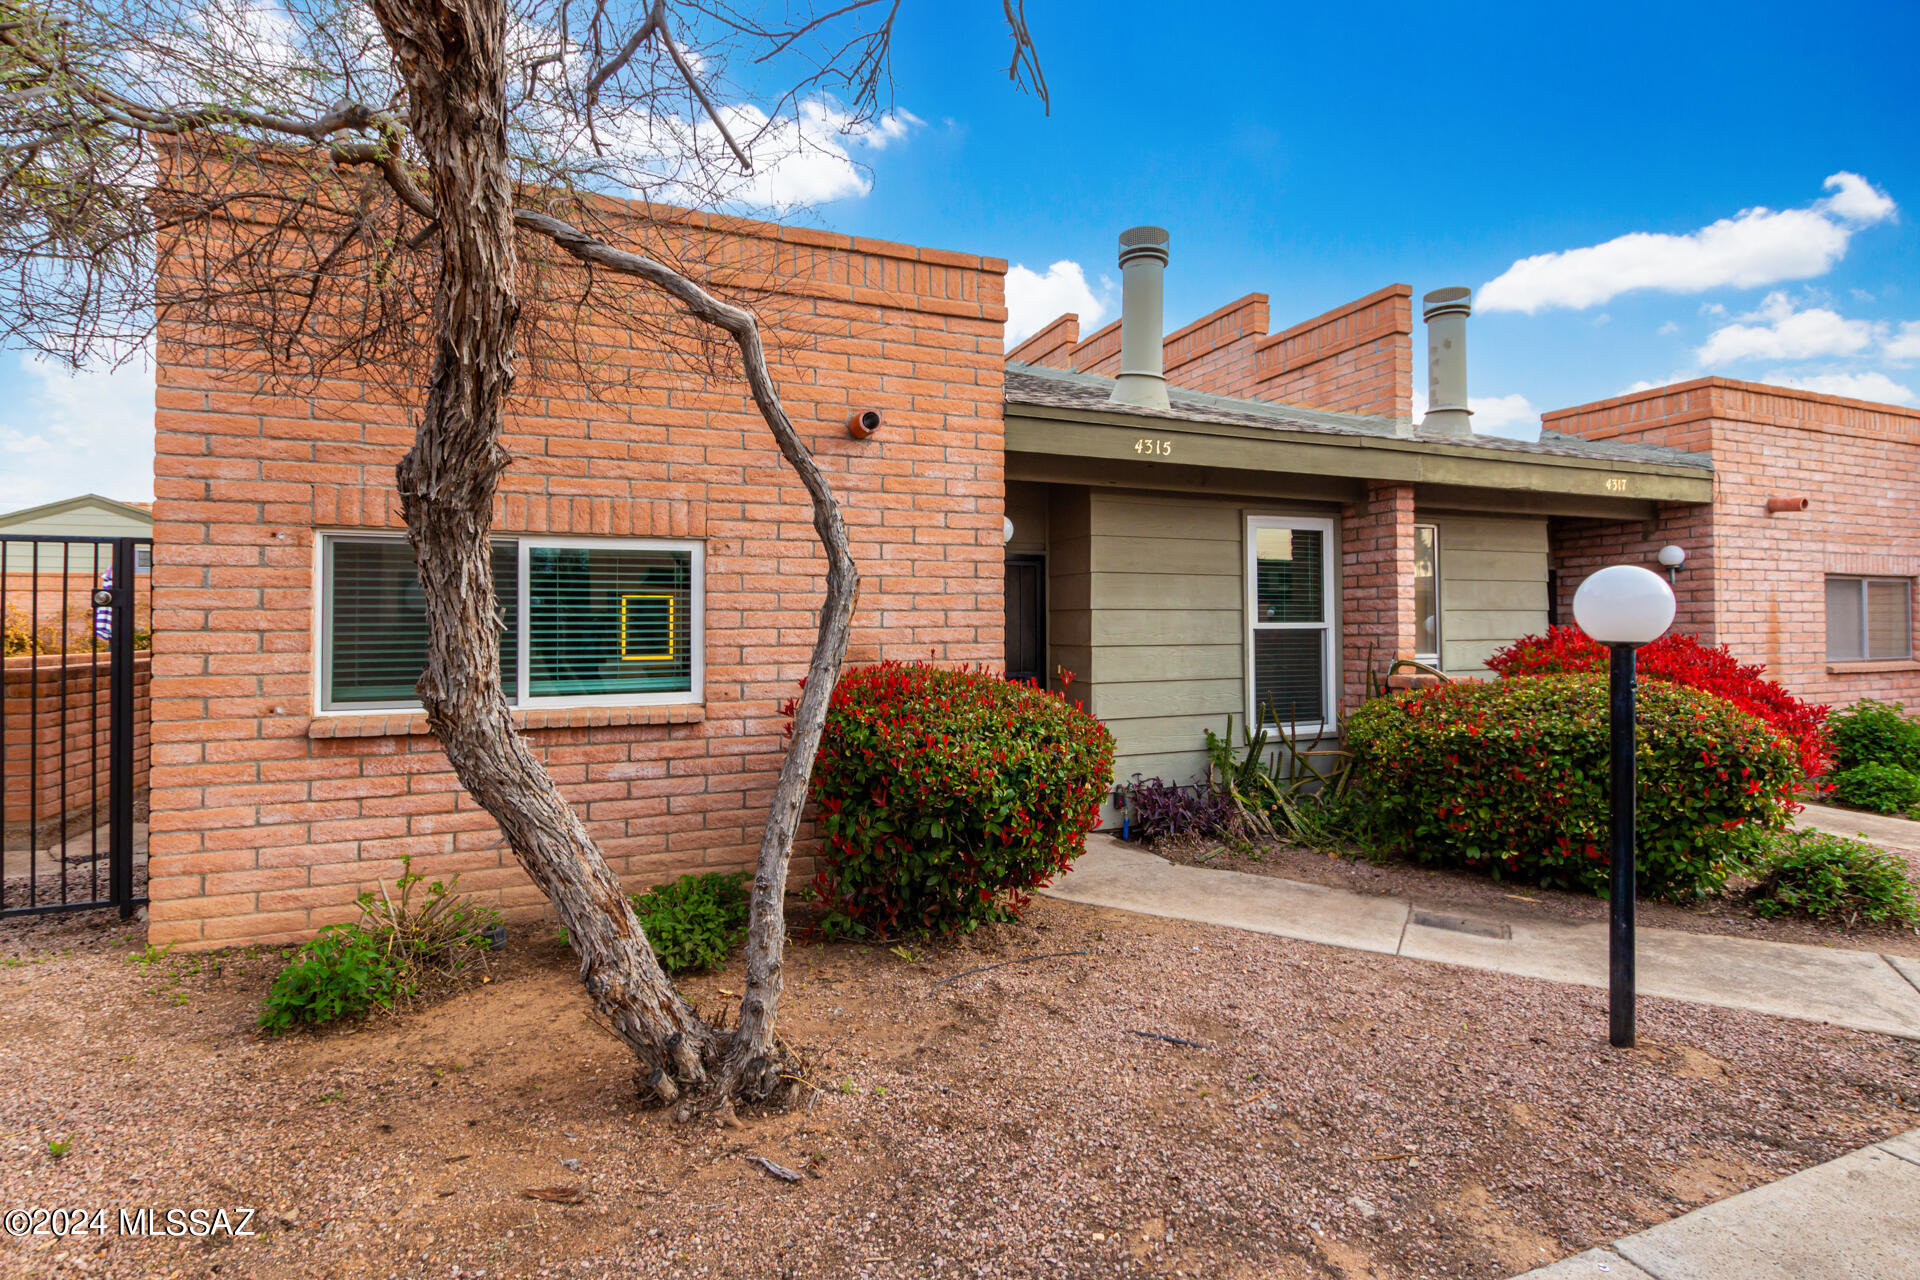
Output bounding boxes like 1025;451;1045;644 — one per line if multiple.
1;536;151;918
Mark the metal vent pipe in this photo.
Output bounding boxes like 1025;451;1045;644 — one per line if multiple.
1422;286;1474;436
1109;226;1171;412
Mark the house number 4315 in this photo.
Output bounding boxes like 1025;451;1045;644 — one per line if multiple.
1134;438;1172;457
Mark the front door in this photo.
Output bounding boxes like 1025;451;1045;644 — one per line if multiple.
1004;555;1046;684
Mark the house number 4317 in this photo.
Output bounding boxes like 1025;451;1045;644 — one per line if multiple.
1134;438;1172;457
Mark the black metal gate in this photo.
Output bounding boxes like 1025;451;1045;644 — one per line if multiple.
1;536;150;919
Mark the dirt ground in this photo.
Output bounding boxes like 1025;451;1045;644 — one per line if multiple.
1146;823;1920;959
3;899;1919;1280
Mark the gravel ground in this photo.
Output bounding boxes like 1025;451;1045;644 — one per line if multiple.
1147;827;1920;959
3;901;1919;1280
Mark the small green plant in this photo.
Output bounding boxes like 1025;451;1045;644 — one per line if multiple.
127;941;175;967
1748;829;1920;927
46;1136;72;1158
1829;762;1920;816
554;925;572;950
629;872;750;975
258;925;415;1034
1829;700;1920;773
887;944;918;963
258;857;500;1034
1203;713;1349;847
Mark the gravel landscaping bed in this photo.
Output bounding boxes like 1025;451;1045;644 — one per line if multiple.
3;899;1918;1280
1145;831;1920;959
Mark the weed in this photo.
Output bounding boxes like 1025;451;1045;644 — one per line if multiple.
128;941;175;967
629;872;750;975
46;1137;72;1158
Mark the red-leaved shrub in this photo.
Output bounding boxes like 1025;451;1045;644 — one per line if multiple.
1486;627;1831;781
804;662;1115;937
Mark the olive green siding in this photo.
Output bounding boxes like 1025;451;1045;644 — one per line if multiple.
1425;512;1549;676
1078;492;1245;790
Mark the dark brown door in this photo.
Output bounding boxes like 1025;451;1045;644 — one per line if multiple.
1004;555;1046;684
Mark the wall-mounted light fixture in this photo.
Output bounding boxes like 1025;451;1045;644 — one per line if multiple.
1656;544;1686;582
1002;516;1015;546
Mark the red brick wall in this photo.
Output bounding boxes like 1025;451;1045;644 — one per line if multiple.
1006;314;1078;369
1004;285;1412;421
1249;285;1413;419
2;653;150;846
1547;378;1920;710
1340;481;1416;716
145;212;1008;949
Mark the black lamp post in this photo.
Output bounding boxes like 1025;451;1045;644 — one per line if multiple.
1571;565;1677;1048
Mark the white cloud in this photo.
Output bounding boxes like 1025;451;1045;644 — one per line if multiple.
1696;291;1876;364
0;355;155;512
1821;171;1897;224
1409;388;1541;441
1004;260;1110;346
1884;321;1920;362
632;101;922;212
1759;370;1916;405
1479;172;1896;314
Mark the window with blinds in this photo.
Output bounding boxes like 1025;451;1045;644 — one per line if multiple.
1413;524;1439;663
1826;575;1913;662
1247;518;1335;729
319;535;699;711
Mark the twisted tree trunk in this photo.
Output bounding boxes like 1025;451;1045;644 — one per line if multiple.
368;0;715;1097
363;0;857;1107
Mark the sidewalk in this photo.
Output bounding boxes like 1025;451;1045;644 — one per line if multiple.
1042;835;1920;1040
1511;1128;1920;1279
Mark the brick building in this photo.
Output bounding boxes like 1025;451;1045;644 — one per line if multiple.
136;209;1918;949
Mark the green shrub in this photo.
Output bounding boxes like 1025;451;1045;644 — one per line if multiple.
258;858;499;1033
1748;829;1920;927
258;925;415;1033
1343;674;1800;899
1828;700;1920;773
807;662;1116;937
1829;762;1920;816
630;872;751;974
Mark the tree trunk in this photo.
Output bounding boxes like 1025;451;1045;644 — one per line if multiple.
512;211;860;1104
367;0;714;1098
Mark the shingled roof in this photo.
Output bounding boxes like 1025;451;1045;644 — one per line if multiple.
1005;363;1713;473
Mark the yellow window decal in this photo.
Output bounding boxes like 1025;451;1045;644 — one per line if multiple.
620;594;676;662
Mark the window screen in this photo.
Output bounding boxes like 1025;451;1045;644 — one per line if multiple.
1249;519;1332;728
527;545;694;699
1827;576;1913;662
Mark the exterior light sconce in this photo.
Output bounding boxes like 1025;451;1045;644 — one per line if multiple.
846;409;882;439
1656;544;1686;582
1002;516;1015;546
1766;496;1809;514
1571;564;1677;1049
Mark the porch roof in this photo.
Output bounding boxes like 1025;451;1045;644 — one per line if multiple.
1004;363;1714;510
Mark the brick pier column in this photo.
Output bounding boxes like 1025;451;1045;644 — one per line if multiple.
1340;480;1416;719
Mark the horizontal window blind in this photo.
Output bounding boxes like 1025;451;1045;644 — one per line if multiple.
1254;526;1325;623
325;539;517;707
1827;575;1914;662
1253;629;1325;728
527;546;694;699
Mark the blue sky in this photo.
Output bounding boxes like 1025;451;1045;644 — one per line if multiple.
4;0;1917;508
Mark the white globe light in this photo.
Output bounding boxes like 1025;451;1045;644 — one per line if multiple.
1002;516;1015;545
1657;544;1686;569
1572;565;1676;646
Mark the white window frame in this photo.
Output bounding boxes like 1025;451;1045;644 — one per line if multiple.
313;531;705;715
1244;514;1338;736
1413;521;1441;667
1826;574;1914;663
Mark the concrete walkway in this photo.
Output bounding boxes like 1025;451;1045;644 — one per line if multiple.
1798;800;1920;850
1511;1128;1920;1279
1042;835;1920;1040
